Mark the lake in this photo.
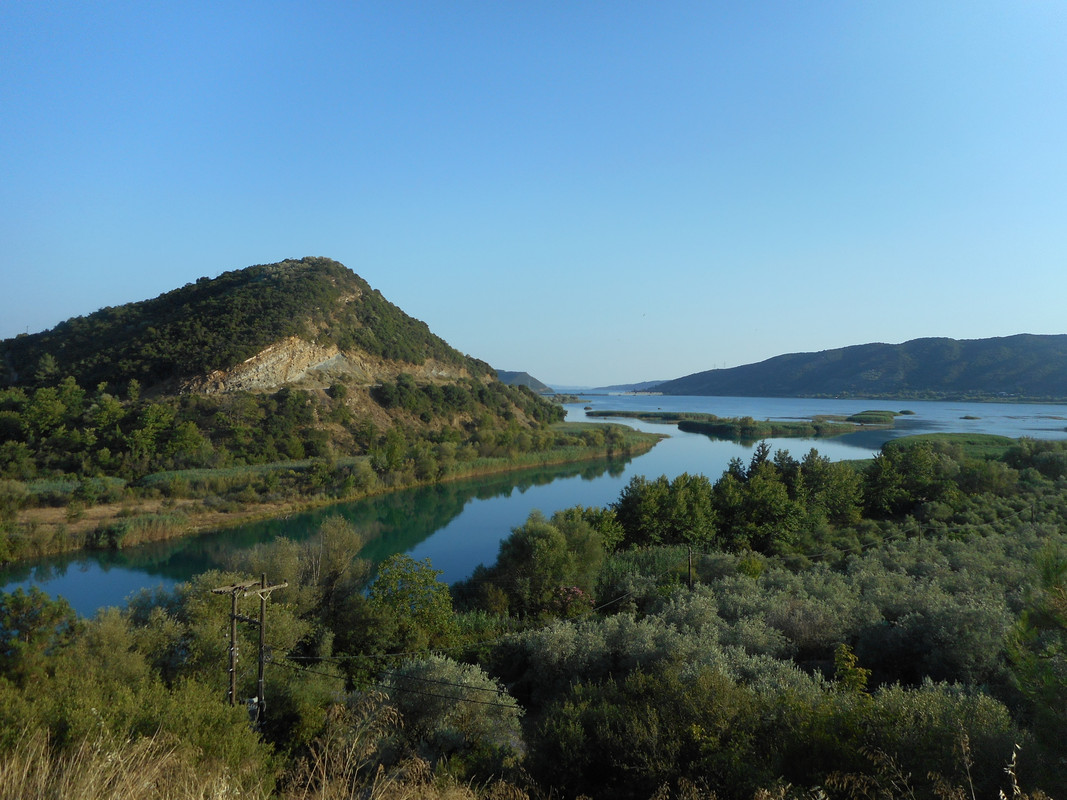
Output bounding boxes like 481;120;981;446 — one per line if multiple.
4;395;1066;615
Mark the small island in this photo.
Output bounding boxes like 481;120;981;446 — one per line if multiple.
585;409;902;442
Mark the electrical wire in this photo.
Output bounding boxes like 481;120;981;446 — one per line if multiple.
271;657;521;710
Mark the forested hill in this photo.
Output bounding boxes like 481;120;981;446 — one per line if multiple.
0;257;492;393
654;334;1067;400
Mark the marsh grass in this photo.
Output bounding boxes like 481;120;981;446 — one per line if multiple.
86;512;189;549
887;433;1016;461
845;411;899;426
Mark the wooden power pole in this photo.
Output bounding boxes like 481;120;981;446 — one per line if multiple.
250;574;287;723
212;575;287;723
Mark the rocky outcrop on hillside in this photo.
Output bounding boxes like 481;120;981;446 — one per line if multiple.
180;337;346;393
180;336;475;394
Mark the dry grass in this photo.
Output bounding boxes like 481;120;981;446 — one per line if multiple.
824;738;1054;800
0;722;533;800
18;495;292;540
18;710;1051;800
0;729;266;800
7;729;1051;800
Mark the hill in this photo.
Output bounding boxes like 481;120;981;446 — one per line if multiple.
0;256;492;394
591;380;668;393
497;371;551;393
653;334;1067;400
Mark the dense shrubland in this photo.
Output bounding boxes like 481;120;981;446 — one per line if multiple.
2;435;1067;798
0;375;566;487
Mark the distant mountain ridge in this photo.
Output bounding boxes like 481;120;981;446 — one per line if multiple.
592;380;669;393
653;335;1067;401
497;371;551;393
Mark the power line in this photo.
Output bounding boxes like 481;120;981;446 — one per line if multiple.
369;680;520;710
271;658;521;710
279;653;506;696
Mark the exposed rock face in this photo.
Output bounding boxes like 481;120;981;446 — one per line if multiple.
180;336;473;394
182;337;350;393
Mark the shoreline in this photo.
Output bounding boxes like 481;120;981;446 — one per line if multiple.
4;431;664;566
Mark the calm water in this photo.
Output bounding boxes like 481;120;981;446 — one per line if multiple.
4;395;1066;615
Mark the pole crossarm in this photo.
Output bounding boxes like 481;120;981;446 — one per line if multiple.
211;579;261;595
244;581;288;600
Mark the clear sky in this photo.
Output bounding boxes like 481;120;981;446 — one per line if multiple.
2;2;1065;387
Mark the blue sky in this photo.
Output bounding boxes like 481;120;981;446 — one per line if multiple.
2;2;1065;387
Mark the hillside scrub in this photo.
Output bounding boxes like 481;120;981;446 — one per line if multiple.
3;435;1067;797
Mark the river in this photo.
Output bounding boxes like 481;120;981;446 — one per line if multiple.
4;395;1066;615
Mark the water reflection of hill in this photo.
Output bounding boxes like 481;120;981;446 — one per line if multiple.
830;415;939;450
354;457;629;564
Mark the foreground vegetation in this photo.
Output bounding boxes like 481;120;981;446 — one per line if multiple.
2;433;1066;798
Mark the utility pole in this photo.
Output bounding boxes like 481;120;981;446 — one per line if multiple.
250;574;287;724
213;579;259;707
212;575;287;724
